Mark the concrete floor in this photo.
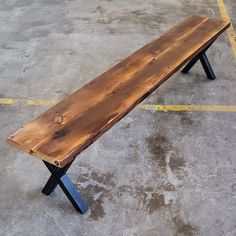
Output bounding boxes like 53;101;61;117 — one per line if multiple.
0;0;236;235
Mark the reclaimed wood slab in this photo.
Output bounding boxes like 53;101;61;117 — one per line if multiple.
7;16;230;167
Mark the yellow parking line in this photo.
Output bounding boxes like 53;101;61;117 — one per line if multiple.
27;99;57;106
217;0;236;58
0;98;15;105
139;104;236;112
1;97;236;113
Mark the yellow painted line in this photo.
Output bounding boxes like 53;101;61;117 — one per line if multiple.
1;97;236;113
27;99;57;106
0;98;15;105
217;0;236;58
139;104;236;112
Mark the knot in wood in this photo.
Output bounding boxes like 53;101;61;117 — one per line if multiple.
53;114;64;124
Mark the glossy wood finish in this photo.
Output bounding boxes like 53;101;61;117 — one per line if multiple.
7;16;230;167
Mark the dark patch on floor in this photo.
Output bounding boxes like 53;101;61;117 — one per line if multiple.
80;183;107;221
180;114;194;126
135;185;170;213
173;214;199;236
145;134;172;171
163;182;175;191
231;183;236;192
117;184;133;197
169;152;185;172
146;193;165;213
77;166;174;220
93;6;106;14
145;130;186;178
179;112;202;130
122;122;131;130
116;9;165;29
77;170;115;221
90;171;115;187
135;185;154;205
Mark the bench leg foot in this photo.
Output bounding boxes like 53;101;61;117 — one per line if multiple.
59;175;89;214
42;161;89;214
181;42;216;80
42;175;58;195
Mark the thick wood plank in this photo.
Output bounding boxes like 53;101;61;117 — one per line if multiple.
7;16;230;167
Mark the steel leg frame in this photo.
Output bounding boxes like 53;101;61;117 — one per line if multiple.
181;42;216;80
42;161;89;214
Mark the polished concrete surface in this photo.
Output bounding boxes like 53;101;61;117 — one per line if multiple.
0;0;236;235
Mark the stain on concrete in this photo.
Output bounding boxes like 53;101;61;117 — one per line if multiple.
116;9;165;30
173;214;199;236
122;123;131;130
179;112;202;133
135;185;170;213
135;186;154;205
117;184;133;197
180;114;194;126
145;134;172;171
231;183;236;192
169;152;185;172
80;184;106;221
94;6;106;14
146;193;166;213
145;130;187;182
80;177;173;219
77;170;115;221
108;28;116;34
163;182;175;191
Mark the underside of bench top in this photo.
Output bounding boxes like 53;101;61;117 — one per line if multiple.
7;16;230;168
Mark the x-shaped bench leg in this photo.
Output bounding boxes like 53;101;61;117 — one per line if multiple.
181;41;216;80
42;161;89;214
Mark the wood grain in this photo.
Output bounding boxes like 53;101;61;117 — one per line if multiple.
7;16;230;167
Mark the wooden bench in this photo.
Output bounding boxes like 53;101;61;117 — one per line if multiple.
7;16;230;214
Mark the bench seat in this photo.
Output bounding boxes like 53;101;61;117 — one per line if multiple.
7;16;230;168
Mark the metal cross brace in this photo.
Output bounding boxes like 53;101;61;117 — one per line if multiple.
42;160;89;214
181;41;216;80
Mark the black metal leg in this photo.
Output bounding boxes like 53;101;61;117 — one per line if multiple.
42;161;89;214
181;56;199;73
42;174;58;195
42;162;72;195
181;41;216;80
58;175;89;214
199;53;216;80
